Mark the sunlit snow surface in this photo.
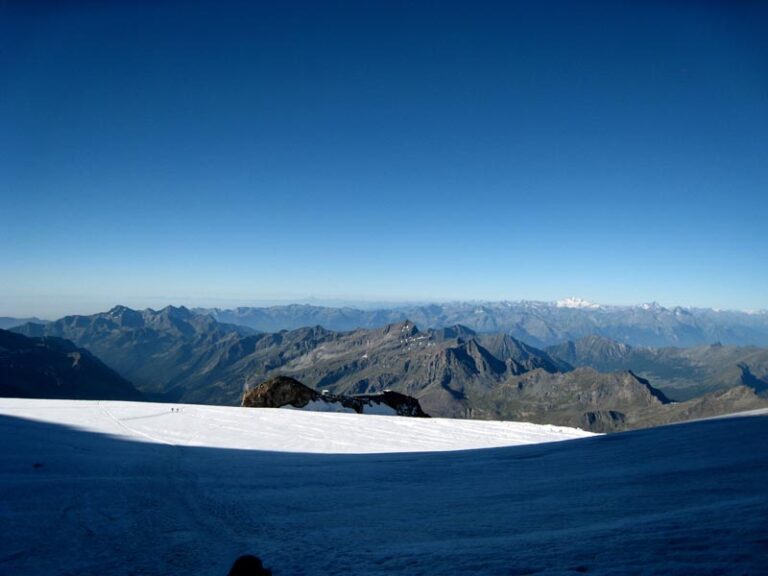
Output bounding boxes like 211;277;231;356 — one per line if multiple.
0;400;593;453
1;399;767;575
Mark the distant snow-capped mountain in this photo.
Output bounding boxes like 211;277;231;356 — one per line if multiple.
556;297;601;309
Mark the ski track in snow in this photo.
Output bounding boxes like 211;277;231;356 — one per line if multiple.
1;399;767;575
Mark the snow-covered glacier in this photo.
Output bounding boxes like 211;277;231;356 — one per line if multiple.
0;399;765;575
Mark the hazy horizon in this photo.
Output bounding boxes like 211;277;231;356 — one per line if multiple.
3;294;767;322
3;2;767;317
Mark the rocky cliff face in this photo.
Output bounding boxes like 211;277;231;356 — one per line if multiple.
472;367;672;432
582;410;627;433
241;375;429;417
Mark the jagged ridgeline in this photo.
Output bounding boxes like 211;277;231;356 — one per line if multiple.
11;306;768;432
12;307;569;412
194;301;768;347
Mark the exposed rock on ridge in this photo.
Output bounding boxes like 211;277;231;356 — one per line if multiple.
241;375;429;417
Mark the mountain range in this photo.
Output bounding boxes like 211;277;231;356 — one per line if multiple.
0;329;142;400
14;305;252;400
9;299;768;347
547;335;768;400
11;305;768;431
195;300;768;347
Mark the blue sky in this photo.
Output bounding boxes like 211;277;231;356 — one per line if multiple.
2;1;767;317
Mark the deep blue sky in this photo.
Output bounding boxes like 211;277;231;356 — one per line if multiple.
2;1;767;317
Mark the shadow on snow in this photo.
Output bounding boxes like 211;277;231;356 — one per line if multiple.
1;413;767;575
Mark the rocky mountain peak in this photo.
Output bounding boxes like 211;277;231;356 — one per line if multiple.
156;305;194;320
107;305;130;315
580;334;633;355
106;305;144;327
381;320;419;338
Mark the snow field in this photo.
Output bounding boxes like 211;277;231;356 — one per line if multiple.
1;399;766;575
0;399;594;453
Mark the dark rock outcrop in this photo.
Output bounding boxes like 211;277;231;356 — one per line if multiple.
241;376;429;417
582;410;627;433
241;376;319;408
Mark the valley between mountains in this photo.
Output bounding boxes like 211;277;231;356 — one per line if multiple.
7;304;768;432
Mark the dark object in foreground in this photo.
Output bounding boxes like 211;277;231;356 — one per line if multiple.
228;555;271;576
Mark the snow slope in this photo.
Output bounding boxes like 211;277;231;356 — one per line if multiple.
0;400;592;453
1;399;766;575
